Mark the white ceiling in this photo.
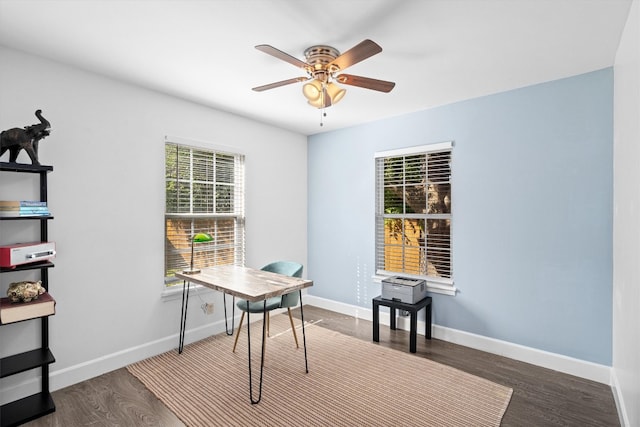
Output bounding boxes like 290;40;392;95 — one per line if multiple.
0;0;632;136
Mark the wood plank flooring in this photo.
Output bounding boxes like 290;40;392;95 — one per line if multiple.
23;305;619;426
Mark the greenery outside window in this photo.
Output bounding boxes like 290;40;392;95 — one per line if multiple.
165;140;245;286
375;142;454;294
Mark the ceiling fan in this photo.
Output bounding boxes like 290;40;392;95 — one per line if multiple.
252;39;395;109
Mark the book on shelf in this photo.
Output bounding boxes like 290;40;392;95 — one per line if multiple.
0;200;47;208
0;206;50;217
0;206;49;211
0;292;56;324
0;201;49;217
0;210;51;217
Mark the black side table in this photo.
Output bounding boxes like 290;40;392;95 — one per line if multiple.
372;295;432;353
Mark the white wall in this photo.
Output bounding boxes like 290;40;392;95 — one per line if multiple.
613;0;640;425
0;46;308;403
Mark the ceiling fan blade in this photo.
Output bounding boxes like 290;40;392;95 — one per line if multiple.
252;77;308;92
328;39;382;71
255;45;310;69
335;74;395;93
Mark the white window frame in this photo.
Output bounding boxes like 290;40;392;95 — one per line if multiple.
374;141;456;296
163;136;245;296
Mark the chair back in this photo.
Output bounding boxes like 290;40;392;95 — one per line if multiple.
261;261;303;308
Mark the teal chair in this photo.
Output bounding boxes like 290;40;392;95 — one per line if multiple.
232;261;304;353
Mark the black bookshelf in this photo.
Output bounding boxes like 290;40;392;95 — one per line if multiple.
0;163;56;426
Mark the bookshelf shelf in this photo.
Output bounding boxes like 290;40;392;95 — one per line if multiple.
0;215;54;221
0;260;54;274
0;163;56;427
0;162;53;173
0;392;55;427
0;348;55;378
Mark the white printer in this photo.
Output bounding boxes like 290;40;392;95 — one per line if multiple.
381;276;428;304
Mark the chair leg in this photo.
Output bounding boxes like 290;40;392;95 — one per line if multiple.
287;308;299;348
266;311;270;337
232;311;245;353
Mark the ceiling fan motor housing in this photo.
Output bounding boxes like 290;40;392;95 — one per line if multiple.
304;45;341;76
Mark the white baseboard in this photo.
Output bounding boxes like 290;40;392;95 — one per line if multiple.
0;316;237;405
0;295;613;405
304;294;612;385
0;306;286;404
611;368;630;427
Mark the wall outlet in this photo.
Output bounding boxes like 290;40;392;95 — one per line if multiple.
201;302;214;315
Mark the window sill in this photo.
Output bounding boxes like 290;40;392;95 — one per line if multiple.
161;283;214;301
161;285;184;301
372;273;457;296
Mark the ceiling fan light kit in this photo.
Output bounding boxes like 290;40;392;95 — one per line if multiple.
325;82;346;103
253;39;395;119
303;82;346;108
302;78;323;102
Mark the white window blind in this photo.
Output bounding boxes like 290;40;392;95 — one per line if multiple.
375;143;453;288
165;142;245;283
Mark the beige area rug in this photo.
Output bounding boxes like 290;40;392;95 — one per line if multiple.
128;315;512;427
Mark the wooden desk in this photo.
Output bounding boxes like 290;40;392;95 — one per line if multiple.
176;265;313;404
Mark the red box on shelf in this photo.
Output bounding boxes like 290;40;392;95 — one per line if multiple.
0;241;56;268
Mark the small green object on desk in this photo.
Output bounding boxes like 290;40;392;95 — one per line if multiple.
183;233;214;275
193;233;214;243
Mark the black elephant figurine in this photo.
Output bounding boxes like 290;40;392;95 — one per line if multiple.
0;109;51;165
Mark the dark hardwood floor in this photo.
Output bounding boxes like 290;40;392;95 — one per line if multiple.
24;305;619;426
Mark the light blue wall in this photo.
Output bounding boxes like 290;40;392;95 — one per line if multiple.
308;68;613;365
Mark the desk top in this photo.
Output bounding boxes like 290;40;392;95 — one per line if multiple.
176;265;313;302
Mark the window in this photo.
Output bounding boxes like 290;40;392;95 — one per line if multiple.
375;142;454;294
165;141;245;285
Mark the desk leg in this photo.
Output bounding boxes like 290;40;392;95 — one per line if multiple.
178;280;190;354
246;300;267;404
373;300;380;342
299;290;309;374
425;302;432;339
223;294;235;336
409;310;417;353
